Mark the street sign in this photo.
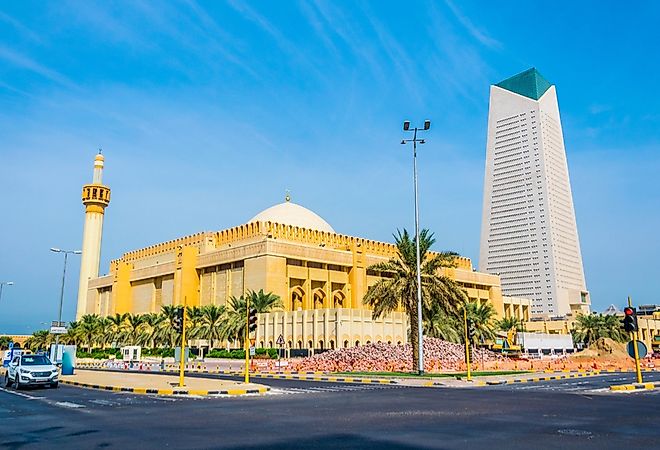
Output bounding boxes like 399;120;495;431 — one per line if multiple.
249;346;256;356
276;334;285;346
249;338;256;347
627;340;647;359
50;326;67;335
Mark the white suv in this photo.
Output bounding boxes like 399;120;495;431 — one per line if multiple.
5;354;59;389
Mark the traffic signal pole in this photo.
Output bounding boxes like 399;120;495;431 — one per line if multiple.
244;296;250;384
463;307;472;382
179;298;187;388
628;296;643;384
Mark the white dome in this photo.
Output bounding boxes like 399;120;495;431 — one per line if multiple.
249;201;335;233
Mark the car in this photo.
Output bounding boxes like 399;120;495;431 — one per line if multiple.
5;354;59;389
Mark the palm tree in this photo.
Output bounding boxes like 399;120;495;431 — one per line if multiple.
25;330;50;352
195;305;227;347
424;308;462;343
247;289;283;313
223;295;248;347
77;314;101;350
147;313;166;348
496;316;523;332
573;313;627;347
107;313;128;347
95;317;113;349
122;314;145;345
157;305;182;348
186;306;204;339
465;301;496;345
363;229;467;371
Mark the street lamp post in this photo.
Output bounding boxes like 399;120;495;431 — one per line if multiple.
401;119;430;376
50;248;81;347
0;281;14;305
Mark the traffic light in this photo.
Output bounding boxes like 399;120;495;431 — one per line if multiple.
172;307;184;333
467;319;477;342
248;308;258;333
622;307;638;332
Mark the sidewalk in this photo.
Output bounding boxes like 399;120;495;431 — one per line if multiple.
61;369;269;396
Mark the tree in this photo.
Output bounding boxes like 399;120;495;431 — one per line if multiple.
77;314;101;350
465;301;496;345
25;330;50;352
363;229;467;371
157;305;183;348
194;305;227;347
424;308;462;343
0;336;12;350
122;314;145;346
496;316;523;333
247;289;283;313
223;296;248;347
107;313;128;347
573;313;627;347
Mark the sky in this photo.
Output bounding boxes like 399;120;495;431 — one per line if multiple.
0;1;659;334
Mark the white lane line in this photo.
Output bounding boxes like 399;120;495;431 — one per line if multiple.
55;401;86;409
0;387;86;410
0;387;42;400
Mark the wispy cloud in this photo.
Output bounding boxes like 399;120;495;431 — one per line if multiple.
0;46;76;89
0;11;43;43
444;0;501;49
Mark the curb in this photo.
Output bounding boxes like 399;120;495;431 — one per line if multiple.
485;371;601;386
239;372;397;385
60;379;270;396
610;382;659;391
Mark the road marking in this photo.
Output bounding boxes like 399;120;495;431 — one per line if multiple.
54;401;86;409
0;387;42;400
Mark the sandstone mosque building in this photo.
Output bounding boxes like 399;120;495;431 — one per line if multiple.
76;154;529;351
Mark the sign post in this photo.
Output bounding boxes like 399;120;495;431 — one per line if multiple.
276;334;285;363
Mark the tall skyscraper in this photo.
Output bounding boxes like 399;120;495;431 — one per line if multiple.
479;68;589;317
76;152;111;319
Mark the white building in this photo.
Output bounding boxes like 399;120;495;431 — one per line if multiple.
479;68;590;317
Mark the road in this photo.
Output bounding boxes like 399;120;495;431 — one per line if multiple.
1;372;659;449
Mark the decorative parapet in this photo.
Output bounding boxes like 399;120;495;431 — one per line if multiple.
108;220;472;272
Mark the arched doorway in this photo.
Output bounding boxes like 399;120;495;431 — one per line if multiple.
291;287;304;311
313;289;326;309
332;290;345;308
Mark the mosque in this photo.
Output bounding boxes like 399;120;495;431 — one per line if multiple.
76;154;530;351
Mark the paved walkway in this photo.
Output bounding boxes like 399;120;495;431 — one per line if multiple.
61;369;269;396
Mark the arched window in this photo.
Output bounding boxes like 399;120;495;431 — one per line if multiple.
308;340;313;349
330;340;335;349
319;340;324;350
343;340;349;348
297;340;302;349
355;340;360;347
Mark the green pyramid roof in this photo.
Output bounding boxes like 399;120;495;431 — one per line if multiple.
495;68;552;100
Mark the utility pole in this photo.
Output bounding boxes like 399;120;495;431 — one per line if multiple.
50;248;81;349
463;307;472;382
401;119;431;375
179;298;188;387
244;295;250;384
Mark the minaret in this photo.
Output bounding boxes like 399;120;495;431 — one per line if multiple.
76;152;111;319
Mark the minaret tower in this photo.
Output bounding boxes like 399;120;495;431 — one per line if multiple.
76;152;111;319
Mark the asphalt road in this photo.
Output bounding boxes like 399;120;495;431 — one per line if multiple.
1;373;659;449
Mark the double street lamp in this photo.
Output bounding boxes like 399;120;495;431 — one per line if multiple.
50;248;81;346
401;119;431;376
0;281;14;306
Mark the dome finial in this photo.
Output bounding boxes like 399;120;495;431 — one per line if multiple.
285;189;291;202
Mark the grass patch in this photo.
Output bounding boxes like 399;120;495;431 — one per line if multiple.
334;370;532;378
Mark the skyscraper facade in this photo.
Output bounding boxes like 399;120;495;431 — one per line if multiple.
479;68;590;317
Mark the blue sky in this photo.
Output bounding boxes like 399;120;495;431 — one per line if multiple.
1;1;659;333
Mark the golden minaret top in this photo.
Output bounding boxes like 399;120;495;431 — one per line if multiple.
82;151;111;214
